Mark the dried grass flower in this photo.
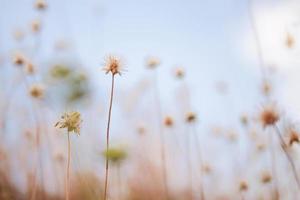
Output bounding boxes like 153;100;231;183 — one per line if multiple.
137;125;146;135
31;19;41;33
102;147;127;164
261;80;272;96
146;57;160;69
13;29;25;42
256;142;266;152
239;180;248;192
185;112;197;123
55;111;82;135
25;61;35;74
240;114;248;126
164;116;174;127
12;52;26;66
259;105;279;128
54;153;65;164
287;128;300;146
202;163;212;174
103;55;122;76
260;171;272;184
29;84;45;99
174;67;185;79
35;0;47;10
286;33;295;49
50;65;71;78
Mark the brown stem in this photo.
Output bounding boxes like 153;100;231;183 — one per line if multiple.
191;125;205;200
104;75;115;200
268;131;280;199
248;0;266;80
186;129;193;199
117;163;122;200
153;70;169;199
66;132;71;200
274;125;300;190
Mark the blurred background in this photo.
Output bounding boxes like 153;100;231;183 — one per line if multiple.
1;0;300;199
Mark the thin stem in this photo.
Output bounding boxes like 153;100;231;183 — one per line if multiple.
185;129;193;199
66;132;71;200
117;164;122;200
104;75;115;200
248;0;266;80
268;131;280;199
29;96;43;200
30;165;38;200
153;70;169;199
191;125;205;200
274;125;300;190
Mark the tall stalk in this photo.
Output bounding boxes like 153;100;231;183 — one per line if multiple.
153;70;169;199
274;125;300;189
65;132;71;200
104;75;115;200
191;125;205;200
268;131;280;199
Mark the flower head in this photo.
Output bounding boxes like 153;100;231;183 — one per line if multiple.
240;114;248;126
102;147;127;164
50;65;71;79
185;112;197;123
174;67;185;79
35;0;47;10
13;29;25;42
31;19;41;33
29;84;45;99
239;180;248;192
103;55;122;76
164;116;174;127
287;128;300;146
55;111;82;135
146;57;160;69
13;52;26;66
25;61;35;74
259;105;279;128
286;33;295;49
260;171;272;184
261;80;272;96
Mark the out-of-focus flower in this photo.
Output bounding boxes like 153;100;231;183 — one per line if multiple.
261;80;272;97
185;112;197;123
29;84;45;99
50;65;71;79
164;116;174;127
146;57;160;69
35;0;47;11
13;29;25;42
31;19;41;33
259;105;279;128
239;180;248;192
25;62;35;74
13;52;26;66
260;171;272;184
174;67;185;79
102;147;127;164
286;33;295;49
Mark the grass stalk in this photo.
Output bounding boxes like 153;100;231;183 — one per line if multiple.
104;74;115;200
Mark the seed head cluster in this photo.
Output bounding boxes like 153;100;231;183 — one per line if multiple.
103;55;122;76
186;112;197;123
29;84;45;99
164;116;174;127
259;105;279;128
146;57;160;69
55;111;82;135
